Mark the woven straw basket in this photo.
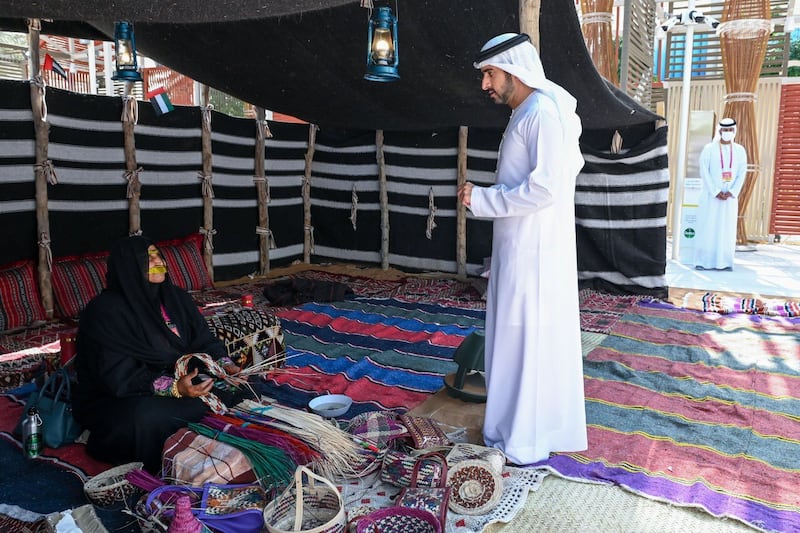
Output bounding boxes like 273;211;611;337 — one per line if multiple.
83;461;144;508
356;507;441;533
263;466;346;533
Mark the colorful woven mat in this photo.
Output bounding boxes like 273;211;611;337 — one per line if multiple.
547;299;800;532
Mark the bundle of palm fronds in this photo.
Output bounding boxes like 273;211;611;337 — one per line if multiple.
235;399;365;480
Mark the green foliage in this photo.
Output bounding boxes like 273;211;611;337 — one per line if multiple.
209;90;249;118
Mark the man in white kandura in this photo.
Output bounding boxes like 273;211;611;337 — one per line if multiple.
457;33;587;465
693;118;747;271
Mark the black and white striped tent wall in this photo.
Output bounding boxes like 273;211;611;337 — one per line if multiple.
0;80;667;295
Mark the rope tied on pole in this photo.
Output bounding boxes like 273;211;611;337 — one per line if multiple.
121;95;139;125
350;183;359;231
35;159;58;185
123;166;143;198
723;92;756;103
199;226;218;251
256;119;273;142
30;75;47;122
38;232;53;272
197;172;215;198
202;103;214;132
304;225;315;253
256;226;277;249
425;187;437;240
252;176;270;202
580;11;613;25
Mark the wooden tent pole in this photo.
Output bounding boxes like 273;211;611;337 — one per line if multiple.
519;0;541;50
456;126;468;276
302;124;317;263
376;130;389;270
28;18;54;318
254;107;269;275
199;85;214;281
122;82;141;235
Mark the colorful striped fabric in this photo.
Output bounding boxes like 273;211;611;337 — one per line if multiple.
51;253;108;319
157;233;213;291
547;299;800;532
256;297;485;418
702;291;800;318
0;260;46;332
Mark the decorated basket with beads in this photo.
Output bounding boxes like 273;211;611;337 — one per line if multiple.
83;461;145;508
446;460;503;515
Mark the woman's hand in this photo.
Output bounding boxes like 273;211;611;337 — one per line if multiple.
223;363;241;375
176;368;214;398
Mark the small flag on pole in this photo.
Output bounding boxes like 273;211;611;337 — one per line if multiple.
43;53;68;79
146;87;174;116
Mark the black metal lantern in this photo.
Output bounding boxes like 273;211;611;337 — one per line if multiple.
112;21;143;82
364;6;399;82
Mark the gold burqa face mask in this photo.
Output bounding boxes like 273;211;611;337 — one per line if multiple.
148;265;168;274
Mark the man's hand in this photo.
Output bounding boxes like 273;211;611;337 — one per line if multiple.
458;182;474;207
176;368;214;398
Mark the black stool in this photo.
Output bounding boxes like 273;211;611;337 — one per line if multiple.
443;330;486;403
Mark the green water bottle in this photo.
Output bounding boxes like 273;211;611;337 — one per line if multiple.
22;407;43;458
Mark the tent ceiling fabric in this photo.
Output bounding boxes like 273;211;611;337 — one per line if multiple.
0;0;355;22
1;0;661;134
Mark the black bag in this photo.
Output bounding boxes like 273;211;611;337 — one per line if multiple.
14;367;82;449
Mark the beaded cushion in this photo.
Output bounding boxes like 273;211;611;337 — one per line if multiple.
0;260;47;333
51;252;108;319
157;233;213;291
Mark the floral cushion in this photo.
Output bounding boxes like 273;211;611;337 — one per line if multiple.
157;233;213;291
0;260;47;332
51;252;108;319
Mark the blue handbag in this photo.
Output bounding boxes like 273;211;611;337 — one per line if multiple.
15;367;82;449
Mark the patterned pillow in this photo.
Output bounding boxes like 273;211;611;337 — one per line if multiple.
51;253;109;319
157;233;213;291
0;260;47;332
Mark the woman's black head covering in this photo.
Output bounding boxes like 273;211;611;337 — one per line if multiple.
94;235;199;364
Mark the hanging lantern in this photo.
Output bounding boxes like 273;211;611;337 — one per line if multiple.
364;5;399;82
112;21;143;82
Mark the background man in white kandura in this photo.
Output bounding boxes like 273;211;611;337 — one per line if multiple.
693;117;747;271
457;33;587;465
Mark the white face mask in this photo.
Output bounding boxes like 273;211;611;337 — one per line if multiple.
720;131;735;142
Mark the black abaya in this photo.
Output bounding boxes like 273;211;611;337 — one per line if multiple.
74;236;231;472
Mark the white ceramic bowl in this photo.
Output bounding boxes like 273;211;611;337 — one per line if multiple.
308;394;353;418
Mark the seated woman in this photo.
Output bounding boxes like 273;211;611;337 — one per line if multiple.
74;235;240;473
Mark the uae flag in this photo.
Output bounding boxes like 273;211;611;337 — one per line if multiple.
43;53;68;79
146;87;174;115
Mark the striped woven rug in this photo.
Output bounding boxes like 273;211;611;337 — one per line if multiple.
546;299;800;532
257;297;486;417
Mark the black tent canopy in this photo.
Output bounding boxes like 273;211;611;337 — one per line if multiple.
0;0;659;146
